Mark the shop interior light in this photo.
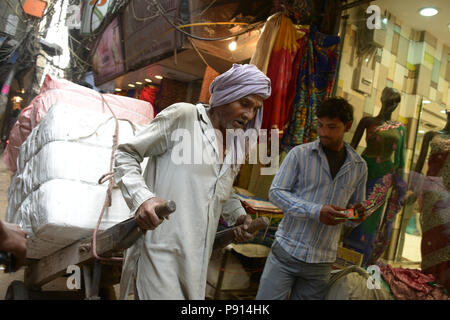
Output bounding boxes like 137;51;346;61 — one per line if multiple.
21;88;25;94
128;84;135;88
441;110;447;114
136;81;143;85
448;23;450;29
418;130;425;134
423;99;431;104
145;78;152;83
13;96;23;103
228;40;237;51
155;75;163;80
115;88;122;92
382;17;388;24
419;7;438;17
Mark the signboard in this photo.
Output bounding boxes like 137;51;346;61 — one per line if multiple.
121;0;184;70
66;3;82;30
80;0;113;35
92;17;125;86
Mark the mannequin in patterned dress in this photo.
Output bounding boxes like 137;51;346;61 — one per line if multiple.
343;87;407;266
410;110;449;291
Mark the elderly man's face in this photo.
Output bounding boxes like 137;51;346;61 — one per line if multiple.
217;94;263;130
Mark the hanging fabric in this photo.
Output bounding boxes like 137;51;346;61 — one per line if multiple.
281;26;340;152
261;16;307;135
139;85;159;106
250;12;284;75
343;121;407;267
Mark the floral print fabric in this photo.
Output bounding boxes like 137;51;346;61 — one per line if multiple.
344;121;407;267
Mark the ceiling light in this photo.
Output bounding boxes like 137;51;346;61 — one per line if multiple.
448;23;450;29
115;88;122;92
128;84;135;88
13;96;22;103
21;88;25;94
228;40;237;51
419;7;438;17
145;78;152;83
382;18;388;24
423;99;431;104
155;75;163;80
441;110;447;114
135;81;143;85
418;130;425;134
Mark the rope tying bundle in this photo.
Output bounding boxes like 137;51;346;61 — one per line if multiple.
92;94;123;262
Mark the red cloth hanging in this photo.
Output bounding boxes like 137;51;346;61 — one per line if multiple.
139;85;158;105
261;16;307;135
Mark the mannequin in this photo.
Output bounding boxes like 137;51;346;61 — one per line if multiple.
409;110;449;291
343;87;407;267
414;110;450;173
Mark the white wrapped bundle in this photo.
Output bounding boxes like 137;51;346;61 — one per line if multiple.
6;103;146;259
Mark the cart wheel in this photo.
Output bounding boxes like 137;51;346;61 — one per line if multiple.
5;281;30;300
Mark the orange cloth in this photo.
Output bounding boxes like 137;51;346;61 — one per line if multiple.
198;66;219;104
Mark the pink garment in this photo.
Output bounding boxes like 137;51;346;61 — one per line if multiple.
3;75;155;172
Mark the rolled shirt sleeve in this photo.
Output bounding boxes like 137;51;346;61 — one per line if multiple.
221;190;247;226
114;103;186;216
345;161;368;228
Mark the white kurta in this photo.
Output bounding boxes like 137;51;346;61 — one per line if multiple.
114;103;246;299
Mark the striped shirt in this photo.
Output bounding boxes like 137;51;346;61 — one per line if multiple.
269;139;368;263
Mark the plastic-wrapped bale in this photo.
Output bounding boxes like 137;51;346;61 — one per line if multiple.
6;103;147;259
325;266;394;300
3;74;154;172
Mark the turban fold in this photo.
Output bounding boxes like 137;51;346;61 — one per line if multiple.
209;64;271;131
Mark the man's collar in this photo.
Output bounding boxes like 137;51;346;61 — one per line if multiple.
312;139;321;151
313;140;348;153
313;139;364;164
196;103;210;125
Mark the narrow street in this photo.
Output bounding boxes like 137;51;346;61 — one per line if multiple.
0;0;448;304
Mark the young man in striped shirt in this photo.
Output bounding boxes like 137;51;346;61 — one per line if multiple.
256;98;368;300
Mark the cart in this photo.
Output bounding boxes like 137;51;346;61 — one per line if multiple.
4;201;176;300
5;217;138;300
3;203;269;300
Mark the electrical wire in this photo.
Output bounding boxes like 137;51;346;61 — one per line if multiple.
68;45;92;66
37;0;59;19
187;37;211;69
158;21;251;40
150;0;263;42
197;0;218;18
5;0;27;21
121;20;261;64
68;32;90;50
